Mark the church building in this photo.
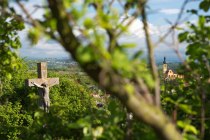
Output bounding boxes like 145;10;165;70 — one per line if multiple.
162;57;184;80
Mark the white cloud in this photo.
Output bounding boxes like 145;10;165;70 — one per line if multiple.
9;0;45;20
19;39;70;58
18;30;70;58
159;8;180;15
120;15;158;38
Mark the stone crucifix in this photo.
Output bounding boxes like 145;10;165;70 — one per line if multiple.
26;62;59;112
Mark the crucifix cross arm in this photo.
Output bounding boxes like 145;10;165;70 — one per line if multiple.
25;62;59;87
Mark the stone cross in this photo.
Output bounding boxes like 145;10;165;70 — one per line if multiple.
26;62;59;112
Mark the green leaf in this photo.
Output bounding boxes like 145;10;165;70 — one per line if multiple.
120;43;136;48
6;73;12;80
177;120;198;135
185;125;198;135
164;97;175;104
178;32;188;42
198;16;206;29
84;18;94;29
28;28;41;44
187;9;198;15
199;1;210;12
76;46;95;63
178;104;196;114
177;120;185;128
124;83;134;94
132;50;143;59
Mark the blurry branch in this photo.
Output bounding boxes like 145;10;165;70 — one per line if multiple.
115;12;138;38
109;0;115;6
117;0;124;7
30;5;48;17
16;0;40;27
89;1;118;52
200;89;206;140
203;56;210;77
0;80;2;95
200;56;210;140
135;78;153;104
125;112;133;139
47;0;101;81
33;5;48;9
107;0;115;14
16;0;60;41
138;0;160;107
47;1;79;55
171;30;185;63
154;0;189;47
107;29;118;52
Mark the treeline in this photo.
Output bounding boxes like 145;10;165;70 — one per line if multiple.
24;58;77;71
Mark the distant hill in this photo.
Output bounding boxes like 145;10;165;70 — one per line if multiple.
24;57;77;70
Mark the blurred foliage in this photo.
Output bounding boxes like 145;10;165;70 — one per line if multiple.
0;1;24;80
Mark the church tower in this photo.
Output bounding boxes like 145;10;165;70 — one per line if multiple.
163;57;167;74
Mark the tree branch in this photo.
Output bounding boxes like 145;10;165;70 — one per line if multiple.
47;0;182;139
139;1;160;107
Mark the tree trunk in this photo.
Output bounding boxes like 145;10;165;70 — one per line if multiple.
47;0;182;139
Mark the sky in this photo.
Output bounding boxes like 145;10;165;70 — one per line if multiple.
13;0;202;62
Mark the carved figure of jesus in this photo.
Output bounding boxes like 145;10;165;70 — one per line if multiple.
31;82;50;112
